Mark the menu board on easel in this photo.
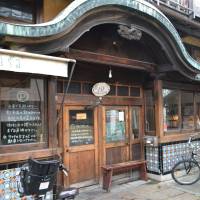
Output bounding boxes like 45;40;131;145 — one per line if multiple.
69;110;94;146
1;101;42;145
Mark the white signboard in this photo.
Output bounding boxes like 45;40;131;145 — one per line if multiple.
0;49;73;77
92;82;110;97
119;111;124;122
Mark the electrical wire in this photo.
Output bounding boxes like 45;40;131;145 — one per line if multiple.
52;60;76;160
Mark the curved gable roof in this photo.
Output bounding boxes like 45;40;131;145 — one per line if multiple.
0;0;200;79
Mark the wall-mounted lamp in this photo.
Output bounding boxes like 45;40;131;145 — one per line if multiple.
109;67;112;79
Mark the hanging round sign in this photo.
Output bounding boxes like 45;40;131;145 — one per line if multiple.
92;82;110;97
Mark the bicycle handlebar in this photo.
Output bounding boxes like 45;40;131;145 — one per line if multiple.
188;132;200;148
188;132;200;142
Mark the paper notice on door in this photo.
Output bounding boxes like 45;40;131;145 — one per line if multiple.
39;182;49;190
119;111;124;121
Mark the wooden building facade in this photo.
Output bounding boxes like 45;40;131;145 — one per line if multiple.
1;0;200;198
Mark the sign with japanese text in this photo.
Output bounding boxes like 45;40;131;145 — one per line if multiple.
92;82;110;97
0;49;69;77
1;102;42;145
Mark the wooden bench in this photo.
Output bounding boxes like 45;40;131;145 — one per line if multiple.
102;160;147;192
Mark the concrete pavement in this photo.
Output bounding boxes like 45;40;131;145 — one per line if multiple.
75;179;200;200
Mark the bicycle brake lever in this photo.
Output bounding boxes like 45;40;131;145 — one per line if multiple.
59;164;69;177
188;137;192;144
62;168;68;177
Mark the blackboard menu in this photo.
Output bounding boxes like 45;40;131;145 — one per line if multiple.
1;101;42;145
69;110;94;146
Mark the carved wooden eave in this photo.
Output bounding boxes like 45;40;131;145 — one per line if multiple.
0;0;200;81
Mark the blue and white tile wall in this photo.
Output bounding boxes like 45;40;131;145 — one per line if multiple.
0;167;52;200
145;139;200;175
145;146;160;174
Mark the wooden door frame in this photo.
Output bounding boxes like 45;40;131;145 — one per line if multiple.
101;105;145;167
128;105;145;161
102;106;130;165
62;105;99;186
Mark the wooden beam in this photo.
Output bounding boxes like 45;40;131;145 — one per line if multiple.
56;94;144;106
182;36;200;48
65;48;156;72
0;148;62;163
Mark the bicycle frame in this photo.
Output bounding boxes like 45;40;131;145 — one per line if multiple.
171;133;200;185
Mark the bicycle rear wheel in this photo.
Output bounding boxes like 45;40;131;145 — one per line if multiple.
171;160;200;185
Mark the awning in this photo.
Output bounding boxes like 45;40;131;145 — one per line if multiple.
0;49;75;77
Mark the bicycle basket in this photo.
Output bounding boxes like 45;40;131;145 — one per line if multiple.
19;158;60;196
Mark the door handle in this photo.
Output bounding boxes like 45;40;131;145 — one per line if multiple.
125;137;130;145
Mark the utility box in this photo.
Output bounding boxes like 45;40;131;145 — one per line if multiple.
144;136;158;147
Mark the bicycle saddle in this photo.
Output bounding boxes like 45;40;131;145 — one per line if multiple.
58;187;79;199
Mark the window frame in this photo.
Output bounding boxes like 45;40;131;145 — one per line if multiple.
144;88;156;135
0;0;42;24
162;87;199;135
57;80;142;98
0;73;49;153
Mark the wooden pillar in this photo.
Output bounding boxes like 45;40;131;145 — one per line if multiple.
154;79;164;140
98;105;105;181
48;77;57;149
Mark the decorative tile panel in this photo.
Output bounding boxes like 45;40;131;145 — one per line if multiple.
145;139;200;175
145;146;160;174
0;167;52;200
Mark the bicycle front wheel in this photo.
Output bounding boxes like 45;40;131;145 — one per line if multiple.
171;160;200;185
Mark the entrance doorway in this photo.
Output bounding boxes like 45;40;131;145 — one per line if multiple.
62;105;144;186
63;106;98;187
102;106;143;166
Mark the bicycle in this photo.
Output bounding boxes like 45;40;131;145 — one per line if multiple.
18;158;79;200
171;133;200;185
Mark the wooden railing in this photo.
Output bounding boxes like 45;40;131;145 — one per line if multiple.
146;0;194;16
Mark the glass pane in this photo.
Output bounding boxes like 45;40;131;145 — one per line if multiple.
0;0;34;22
57;81;63;93
108;85;116;96
181;91;194;129
196;93;200;129
66;82;81;94
106;109;126;143
69;110;94;146
131;107;140;139
82;83;93;94
163;89;179;131
117;86;129;96
0;78;46;145
145;90;155;131
130;87;140;97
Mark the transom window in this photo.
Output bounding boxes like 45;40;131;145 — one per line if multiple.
57;80;141;98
